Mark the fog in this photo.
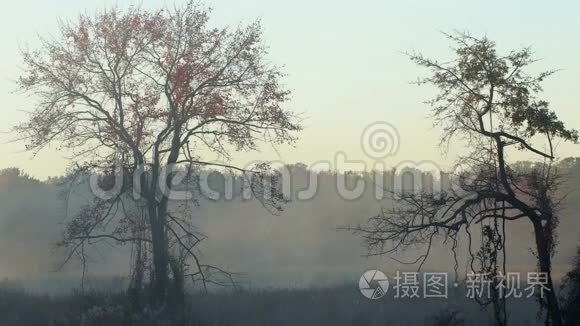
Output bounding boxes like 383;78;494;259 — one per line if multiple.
0;160;579;291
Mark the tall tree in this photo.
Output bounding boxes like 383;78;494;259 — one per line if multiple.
15;2;300;313
350;32;577;326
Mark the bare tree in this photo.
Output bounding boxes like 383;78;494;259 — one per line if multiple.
350;32;578;326
14;2;300;314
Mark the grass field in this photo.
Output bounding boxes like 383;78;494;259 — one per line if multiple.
0;281;547;326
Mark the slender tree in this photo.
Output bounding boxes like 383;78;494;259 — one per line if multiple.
15;2;300;313
350;32;577;326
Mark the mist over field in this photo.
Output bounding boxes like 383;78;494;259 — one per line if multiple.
1;160;578;289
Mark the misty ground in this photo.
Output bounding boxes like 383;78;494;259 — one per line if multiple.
0;281;548;326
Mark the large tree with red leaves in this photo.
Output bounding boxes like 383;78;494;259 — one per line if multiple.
15;2;300;314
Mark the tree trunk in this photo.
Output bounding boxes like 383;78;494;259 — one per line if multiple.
149;204;169;309
128;239;145;311
532;220;564;326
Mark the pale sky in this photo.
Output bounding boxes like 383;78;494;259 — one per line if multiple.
1;0;579;179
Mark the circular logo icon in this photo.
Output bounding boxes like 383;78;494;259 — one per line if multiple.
359;270;389;299
360;121;400;160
